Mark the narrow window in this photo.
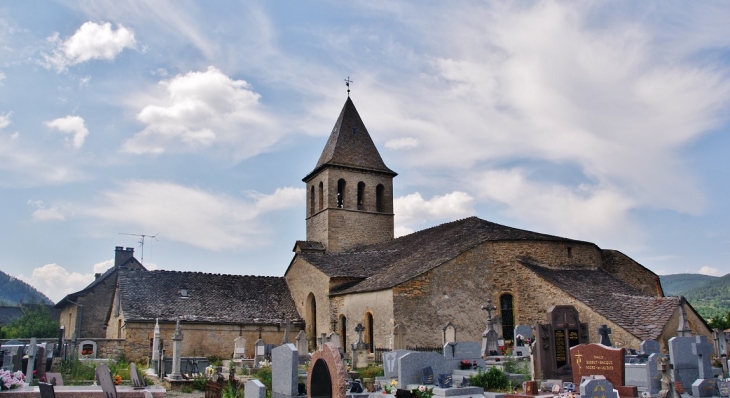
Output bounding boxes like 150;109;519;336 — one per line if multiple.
337;179;346;208
318;182;324;211
357;182;365;210
500;294;515;341
310;186;315;215
366;313;375;353
567;247;573;258
376;184;385;212
117;319;122;339
340;315;347;352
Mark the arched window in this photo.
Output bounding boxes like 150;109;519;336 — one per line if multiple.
337;179;346;208
340;315;347;352
376;184;385;212
307;293;317;351
310;186;315;215
357;182;365;210
366;313;374;353
318;182;324;211
500;294;515;341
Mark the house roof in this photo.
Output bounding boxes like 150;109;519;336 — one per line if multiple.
520;260;678;341
118;269;302;324
296;216;587;295
303;97;396;181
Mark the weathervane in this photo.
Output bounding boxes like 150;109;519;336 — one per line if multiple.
345;76;353;96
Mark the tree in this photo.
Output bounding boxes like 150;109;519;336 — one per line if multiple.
0;306;59;339
708;310;730;330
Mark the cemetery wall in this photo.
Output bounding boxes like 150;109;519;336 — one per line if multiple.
122;321;298;361
601;250;663;297
333;289;394;351
305;167;394;252
285;257;332;350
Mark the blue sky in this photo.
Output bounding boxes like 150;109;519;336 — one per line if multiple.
1;1;729;302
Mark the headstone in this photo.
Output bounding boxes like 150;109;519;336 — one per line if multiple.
717;380;730;398
254;339;266;367
96;363;118;398
34;344;47;382
668;335;705;393
272;343;298;398
646;353;667;395
597;325;612;347
246;379;267;398
397;352;449;387
690;336;717;397
234;336;246;359
393;324;406;350
129;362;145;389
442;322;456;345
383;350;410;378
481;300;499;357
533;305;589;382
39;382;56;398
327;331;341;349
570;344;625;387
26;337;38;384
151;319;160;375
78;340;97;358
1;345;23;372
296;331;309;354
656;356;676;398
307;343;347;398
168;319;184;380
692;379;719;398
514;325;532;357
640;340;660;356
351;323;369;369
580;377;616;398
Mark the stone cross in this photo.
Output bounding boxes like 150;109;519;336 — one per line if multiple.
317;333;327;348
169;319;184;380
598;325;612;346
26;337;38;384
481;300;497;333
256;325;264;339
280;315;291;344
657;357;675;398
692;336;715;379
355;323;365;344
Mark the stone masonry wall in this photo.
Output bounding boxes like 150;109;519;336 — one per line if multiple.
656;304;713;353
72;273;118;338
601;250;663;297
330;289;394;352
285;257;332;350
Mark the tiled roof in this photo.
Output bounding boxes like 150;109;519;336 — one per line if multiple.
297;216;586;295
293;240;326;253
303;97;396;181
118;269;302;324
520;260;678;341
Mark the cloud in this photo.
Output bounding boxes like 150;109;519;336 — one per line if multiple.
42;21;136;72
82;180;304;250
698;266;724;276
0;71;5;85
17;263;94;303
122;66;279;159
27;200;66;221
93;259;114;274
394;191;474;236
385;137;419;150
45;116;89;149
0;112;10;129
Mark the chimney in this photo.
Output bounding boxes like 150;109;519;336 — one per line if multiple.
94;273;102;280
114;246;135;268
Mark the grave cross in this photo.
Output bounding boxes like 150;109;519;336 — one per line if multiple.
481;300;497;321
26;337;38;384
256;325;264;339
354;323;366;344
331;319;338;332
597;325;612;346
692;337;714;379
280;314;291;344
317;333;327;348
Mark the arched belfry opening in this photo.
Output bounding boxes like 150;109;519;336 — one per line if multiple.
306;293;317;350
357;182;365;210
318;182;324;211
337;179;346;208
310;186;315;215
376;184;385;212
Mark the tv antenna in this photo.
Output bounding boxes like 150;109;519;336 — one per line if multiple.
119;233;159;263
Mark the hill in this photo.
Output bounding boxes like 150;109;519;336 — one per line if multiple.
0;269;53;305
681;273;730;320
660;273;717;296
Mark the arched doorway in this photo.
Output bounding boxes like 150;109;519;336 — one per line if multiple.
306;293;317;351
366;313;374;353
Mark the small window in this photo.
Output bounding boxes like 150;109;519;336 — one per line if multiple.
310;186;315;215
337;179;346;208
179;288;188;298
567;247;573;258
357;182;365;210
376;184;385;212
318;182;324;211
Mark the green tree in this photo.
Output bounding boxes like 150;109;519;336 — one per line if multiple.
708;310;730;330
0;306;59;338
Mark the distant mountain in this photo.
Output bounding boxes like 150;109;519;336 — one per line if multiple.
0;269;53;305
660;273;717;296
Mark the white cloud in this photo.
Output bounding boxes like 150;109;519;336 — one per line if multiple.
698;266;724;276
0;112;11;129
0;71;5;85
93;259;114;274
394;191;474;236
27;200;66;221
45;115;89;149
82;180;304;250
17;263;94;303
385;137;419;150
42;21;136;72
122;66;279;159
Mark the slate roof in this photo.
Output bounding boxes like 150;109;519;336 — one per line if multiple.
54;257;145;308
303;97;396;181
520;260;678;341
118;269;302;324
296;216;588;295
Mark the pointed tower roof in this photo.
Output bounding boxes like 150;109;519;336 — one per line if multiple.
303;97;396;181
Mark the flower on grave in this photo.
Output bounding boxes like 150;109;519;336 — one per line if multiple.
419;386;426;392
114;375;122;385
0;369;25;390
383;379;398;393
412;385;434;398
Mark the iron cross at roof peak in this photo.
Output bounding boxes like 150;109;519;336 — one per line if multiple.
345;76;352;97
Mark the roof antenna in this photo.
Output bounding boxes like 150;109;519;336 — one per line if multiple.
344;76;353;97
119;233;159;263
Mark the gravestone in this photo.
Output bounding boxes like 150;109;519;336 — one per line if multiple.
34;344;47;382
534;305;589;382
254;339;266;367
442;322;456;345
327;331;341;349
39;382;56;398
129;362;145;389
78;340;97;358
151;319;160;375
280;317;292;345
514;325;532;357
597;325;612;347
481;300;500;356
383;350;410;378
96;363;118;398
657;356;676;398
234;336;246;359
393;324;406;350
717;380;730;398
714;328;728;356
296;331;309;354
1;345;23;372
580;377;616;398
26;337;38;384
690;336;717;397
640;340;660;356
351;323;369;369
246;379;267;398
646;353;667;395
570;344;625;387
307;343;347;398
272;343;298;398
168;319;184;380
668;335;707;393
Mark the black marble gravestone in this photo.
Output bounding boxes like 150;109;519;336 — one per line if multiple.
533;305;589;382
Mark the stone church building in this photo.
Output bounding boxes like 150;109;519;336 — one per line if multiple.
57;97;710;360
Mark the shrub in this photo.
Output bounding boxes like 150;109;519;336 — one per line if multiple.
469;367;510;391
192;375;207;391
359;365;384;379
253;366;272;396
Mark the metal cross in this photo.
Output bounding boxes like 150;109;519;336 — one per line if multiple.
481;300;497;321
345;76;353;96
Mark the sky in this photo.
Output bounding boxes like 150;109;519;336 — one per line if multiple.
1;1;730;303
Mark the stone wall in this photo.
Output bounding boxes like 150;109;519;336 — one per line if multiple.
284;258;332;350
330;289;394;352
601;250;663;297
655;303;713;353
56;272;118;339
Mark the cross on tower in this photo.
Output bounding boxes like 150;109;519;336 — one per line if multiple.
345;77;353;96
597;325;612;346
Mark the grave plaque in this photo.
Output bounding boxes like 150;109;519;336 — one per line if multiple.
570;344;625;387
39;382;56;398
640;340;660;356
718;380;730;398
234;336;246;359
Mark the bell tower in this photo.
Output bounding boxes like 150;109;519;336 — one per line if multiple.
302;97;397;252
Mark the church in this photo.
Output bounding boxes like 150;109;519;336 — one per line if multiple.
56;96;711;360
